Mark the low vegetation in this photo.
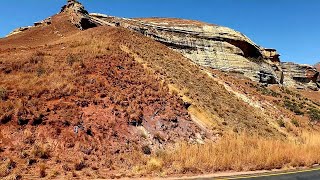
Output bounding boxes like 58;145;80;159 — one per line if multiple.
257;86;281;97
0;15;319;179
308;108;320;121
134;132;320;175
283;99;304;115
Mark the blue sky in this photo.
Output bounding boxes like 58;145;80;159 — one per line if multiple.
1;0;319;65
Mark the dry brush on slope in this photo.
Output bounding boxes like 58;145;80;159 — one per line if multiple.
0;1;320;178
131;132;320;176
0;21;202;178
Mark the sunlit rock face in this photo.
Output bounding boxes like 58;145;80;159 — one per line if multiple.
60;0;99;30
281;62;320;90
89;13;283;84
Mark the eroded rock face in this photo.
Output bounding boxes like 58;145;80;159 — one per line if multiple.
89;13;283;84
282;62;320;90
60;0;99;30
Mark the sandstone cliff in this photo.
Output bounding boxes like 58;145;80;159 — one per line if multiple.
6;0;319;90
89;13;283;85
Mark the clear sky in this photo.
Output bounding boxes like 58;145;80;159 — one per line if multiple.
1;0;319;65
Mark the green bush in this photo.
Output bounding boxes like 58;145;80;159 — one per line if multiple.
277;119;285;128
257;87;281;97
308;108;320;121
291;119;300;127
283;99;304;115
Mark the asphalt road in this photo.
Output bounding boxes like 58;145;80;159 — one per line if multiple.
192;167;320;180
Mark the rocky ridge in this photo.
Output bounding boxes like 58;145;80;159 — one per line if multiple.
6;0;320;90
90;13;283;85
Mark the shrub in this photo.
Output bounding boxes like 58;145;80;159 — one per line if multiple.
154;132;165;142
17;118;29;126
74;161;86;171
32;114;44;126
66;54;80;66
277;119;285;127
0;159;16;177
62;164;71;171
39;164;46;178
142;145;151;155
308;108;320;121
257;87;281;97
283;99;304;115
128;111;143;126
29;52;44;64
0;87;8;100
36;66;46;77
291;119;300;127
0;113;12;124
31;145;50;159
146;158;163;172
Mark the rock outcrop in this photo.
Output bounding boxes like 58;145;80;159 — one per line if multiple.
60;0;99;30
6;17;52;37
282;62;320;90
6;26;32;37
90;13;283;84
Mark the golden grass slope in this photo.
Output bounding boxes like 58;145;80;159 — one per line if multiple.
133;132;320;176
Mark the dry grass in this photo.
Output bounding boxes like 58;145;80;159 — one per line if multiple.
0;21;318;179
135;132;320;175
0;159;16;178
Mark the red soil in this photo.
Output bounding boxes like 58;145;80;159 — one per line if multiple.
0;12;201;179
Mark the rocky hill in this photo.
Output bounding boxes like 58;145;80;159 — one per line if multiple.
1;0;319;179
8;0;319;90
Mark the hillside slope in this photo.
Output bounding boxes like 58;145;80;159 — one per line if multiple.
0;0;320;179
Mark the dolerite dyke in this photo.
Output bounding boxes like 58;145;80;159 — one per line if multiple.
7;0;320;90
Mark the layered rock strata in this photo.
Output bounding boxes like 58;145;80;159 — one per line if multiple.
90;13;283;84
282;62;320;90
